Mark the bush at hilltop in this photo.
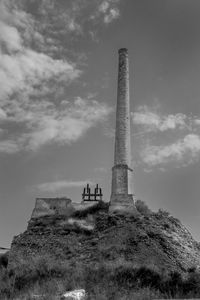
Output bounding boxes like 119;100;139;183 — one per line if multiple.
135;199;152;216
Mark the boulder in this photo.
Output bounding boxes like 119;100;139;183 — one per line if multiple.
61;289;86;300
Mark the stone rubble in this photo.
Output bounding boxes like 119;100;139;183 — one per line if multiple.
61;289;85;300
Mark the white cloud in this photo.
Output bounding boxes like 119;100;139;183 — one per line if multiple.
0;49;80;102
37;180;94;192
0;1;114;153
104;8;120;24
0;96;112;152
0;108;7;120
99;1;110;13
142;134;200;167
0;20;22;51
132;106;187;132
0;1;80;102
34;0;121;47
132;105;200;169
0;0;123;156
0;140;20;154
24;97;112;151
92;0;120;24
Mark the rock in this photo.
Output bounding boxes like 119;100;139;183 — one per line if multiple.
61;289;86;300
68;218;94;232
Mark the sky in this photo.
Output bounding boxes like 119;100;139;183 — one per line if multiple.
1;0;200;247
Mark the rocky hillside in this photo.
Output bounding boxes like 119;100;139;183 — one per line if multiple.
9;201;200;273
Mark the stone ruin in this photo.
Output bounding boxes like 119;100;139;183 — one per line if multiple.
31;48;138;220
31;183;103;219
31;197;72;219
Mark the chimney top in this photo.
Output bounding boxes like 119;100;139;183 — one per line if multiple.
118;48;128;54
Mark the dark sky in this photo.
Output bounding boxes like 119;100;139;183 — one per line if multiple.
1;0;200;246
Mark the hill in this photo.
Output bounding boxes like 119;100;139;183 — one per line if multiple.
3;201;200;299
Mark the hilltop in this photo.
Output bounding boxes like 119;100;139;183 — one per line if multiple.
2;200;200;299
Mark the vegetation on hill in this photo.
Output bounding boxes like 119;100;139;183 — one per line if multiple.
2;252;200;299
1;200;200;299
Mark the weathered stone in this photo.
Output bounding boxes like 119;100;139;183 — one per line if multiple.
31;197;102;219
72;201;102;212
67;218;95;232
109;48;137;215
31;198;73;218
61;289;85;300
109;194;139;215
114;48;131;167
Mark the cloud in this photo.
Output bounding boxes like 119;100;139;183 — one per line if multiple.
0;0;114;153
90;0;120;25
0;96;112;152
133;105;200;169
99;1;110;13
0;49;80;101
132;106;187;132
37;180;94;192
0;1;80;102
0;20;22;51
0;140;20;154
0;108;7;120
142;134;200;167
98;1;120;24
30;0;121;50
24;97;112;151
104;8;120;24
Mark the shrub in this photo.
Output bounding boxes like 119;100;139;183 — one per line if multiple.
134;266;162;289
135;200;152;216
72;201;109;218
163;271;183;297
14;262;38;290
183;271;200;295
157;208;170;217
0;253;8;269
0;268;11;298
188;266;196;273
4;256;200;299
113;265;135;288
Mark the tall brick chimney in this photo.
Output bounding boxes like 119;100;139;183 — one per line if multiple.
109;48;138;214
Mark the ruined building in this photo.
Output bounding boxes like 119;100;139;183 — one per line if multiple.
31;48;138;218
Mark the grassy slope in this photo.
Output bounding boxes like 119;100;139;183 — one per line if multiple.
1;201;200;299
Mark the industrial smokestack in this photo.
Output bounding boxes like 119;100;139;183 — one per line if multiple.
109;48;138;215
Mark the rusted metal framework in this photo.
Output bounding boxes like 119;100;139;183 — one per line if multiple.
82;183;103;201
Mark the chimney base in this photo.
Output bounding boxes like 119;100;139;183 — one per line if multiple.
109;194;139;215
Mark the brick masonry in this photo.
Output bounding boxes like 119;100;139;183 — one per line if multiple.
109;48;138;214
114;48;131;167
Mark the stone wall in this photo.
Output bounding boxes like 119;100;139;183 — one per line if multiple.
111;165;128;195
31;198;73;218
31;197;103;219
